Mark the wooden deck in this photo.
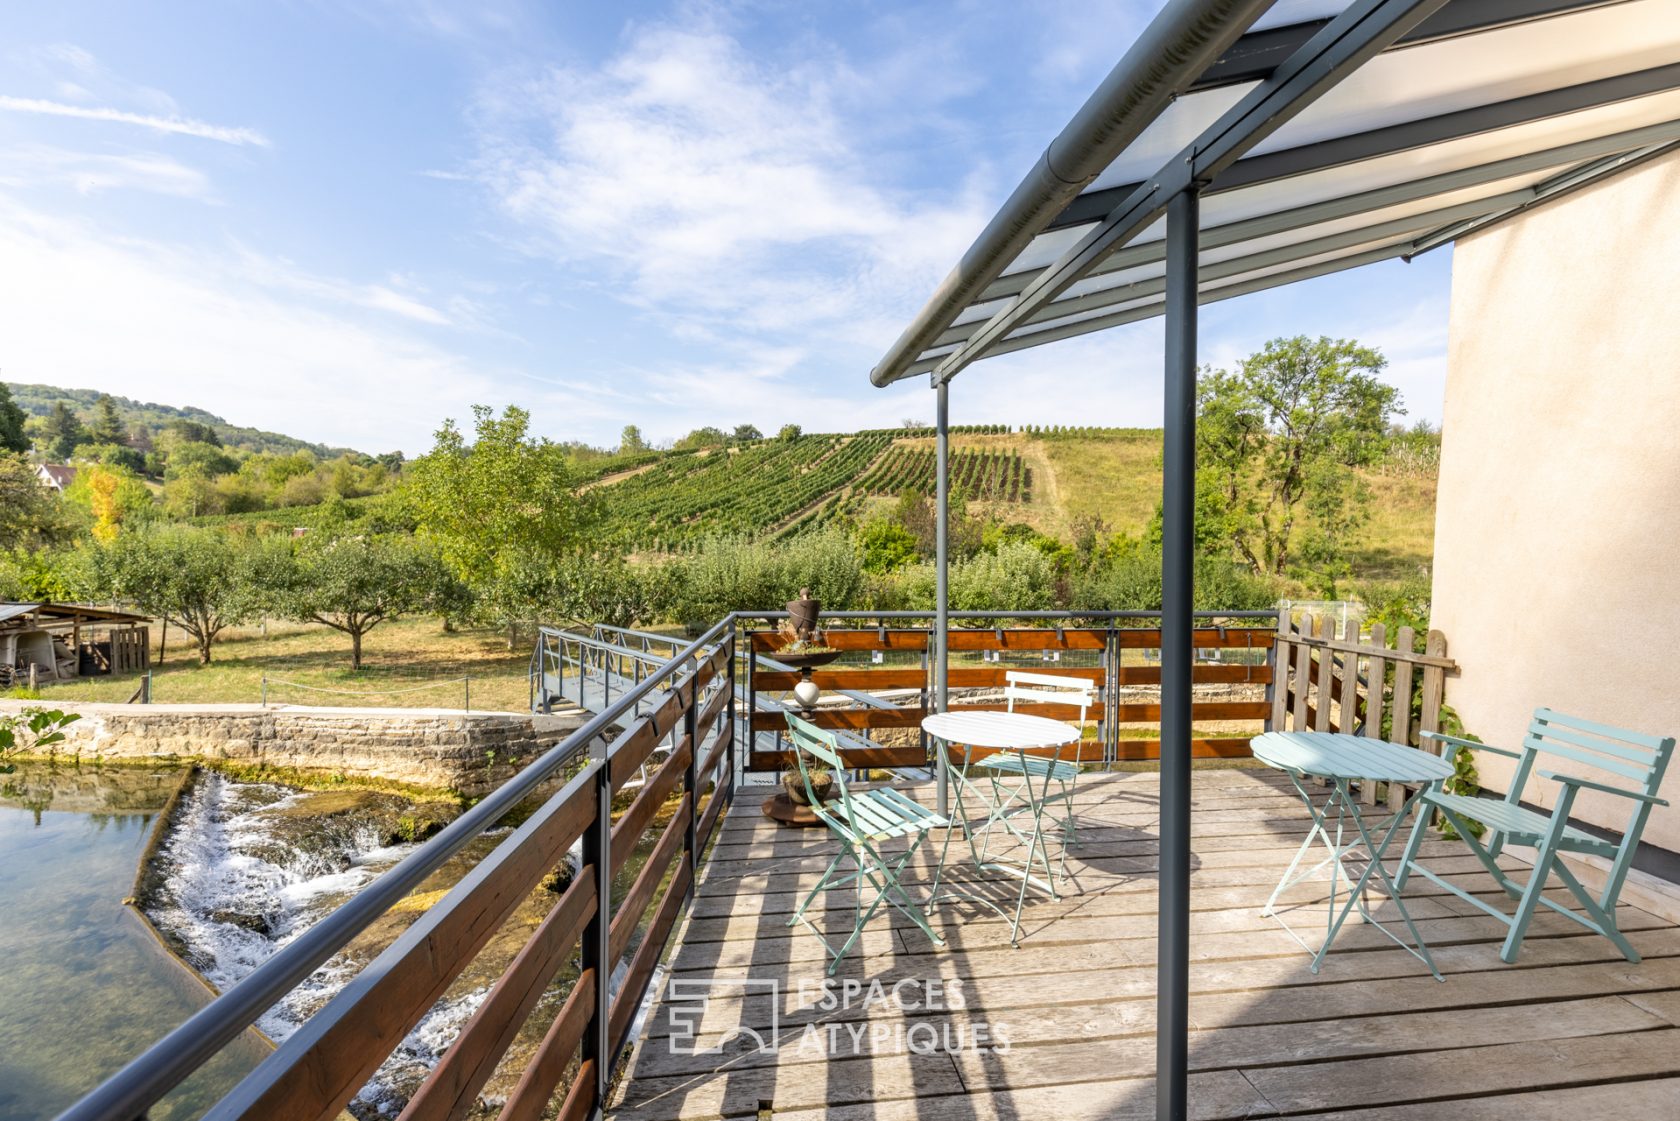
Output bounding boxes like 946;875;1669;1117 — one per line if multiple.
608;769;1680;1121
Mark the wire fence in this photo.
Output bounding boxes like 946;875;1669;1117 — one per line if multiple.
260;675;474;711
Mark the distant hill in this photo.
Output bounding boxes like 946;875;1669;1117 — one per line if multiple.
585;425;1437;579
4;382;363;459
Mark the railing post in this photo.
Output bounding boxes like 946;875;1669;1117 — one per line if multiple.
683;660;700;895
726;624;739;793
580;736;614;1121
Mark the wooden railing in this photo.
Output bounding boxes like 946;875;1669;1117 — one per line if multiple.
747;614;1279;770
61;622;738;1121
1271;609;1458;807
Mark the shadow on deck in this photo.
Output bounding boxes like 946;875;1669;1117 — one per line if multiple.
608;769;1680;1120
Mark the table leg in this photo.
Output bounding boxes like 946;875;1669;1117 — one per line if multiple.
1263;770;1442;981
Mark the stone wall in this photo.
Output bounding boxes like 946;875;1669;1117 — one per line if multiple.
0;700;589;795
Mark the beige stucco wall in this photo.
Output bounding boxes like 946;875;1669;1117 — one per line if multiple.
1433;149;1680;853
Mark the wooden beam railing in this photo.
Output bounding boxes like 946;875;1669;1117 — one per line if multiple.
61;620;739;1121
745;614;1279;770
1271;607;1458;808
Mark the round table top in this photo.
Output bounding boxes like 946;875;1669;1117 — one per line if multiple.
1251;731;1455;784
921;710;1081;750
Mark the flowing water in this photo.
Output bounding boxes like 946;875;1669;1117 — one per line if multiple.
0;764;267;1120
4;762;654;1120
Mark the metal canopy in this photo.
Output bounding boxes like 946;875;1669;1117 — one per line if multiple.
870;0;1680;387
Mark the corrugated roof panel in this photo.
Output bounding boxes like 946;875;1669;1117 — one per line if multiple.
874;0;1680;386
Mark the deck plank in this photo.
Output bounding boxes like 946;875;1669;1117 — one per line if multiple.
606;770;1680;1121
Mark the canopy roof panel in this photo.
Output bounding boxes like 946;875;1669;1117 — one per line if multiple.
871;0;1680;386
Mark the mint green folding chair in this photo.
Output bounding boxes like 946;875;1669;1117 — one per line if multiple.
1394;707;1673;963
973;670;1096;881
783;713;950;974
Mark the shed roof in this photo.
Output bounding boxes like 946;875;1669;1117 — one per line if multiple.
871;0;1680;386
0;603;151;627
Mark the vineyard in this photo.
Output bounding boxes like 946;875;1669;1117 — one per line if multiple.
854;447;1031;502
595;431;897;548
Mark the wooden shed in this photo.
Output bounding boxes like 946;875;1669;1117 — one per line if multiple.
0;603;151;686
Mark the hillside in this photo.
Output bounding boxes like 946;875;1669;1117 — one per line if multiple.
589;425;1437;577
5;382;363;459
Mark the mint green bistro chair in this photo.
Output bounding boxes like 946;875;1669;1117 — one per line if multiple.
1394;708;1674;964
783;713;951;974
973;670;1097;878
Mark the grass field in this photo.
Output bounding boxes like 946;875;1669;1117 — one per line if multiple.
27;617;536;712
1028;433;1436;578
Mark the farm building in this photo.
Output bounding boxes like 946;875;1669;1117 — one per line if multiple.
0;603;151;687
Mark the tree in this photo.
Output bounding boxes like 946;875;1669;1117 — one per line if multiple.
42;402;86;461
278;534;447;669
64;464;154;542
403;405;596;589
100;526;269;664
165;440;239;479
1196;336;1400;577
777;424;802;441
0;384;27;454
90;395;127;446
0;453;66;550
732;424;763;443
165;419;221;447
673;426;728;451
619;425;648;455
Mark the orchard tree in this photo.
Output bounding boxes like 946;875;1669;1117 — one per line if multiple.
1197;335;1400;577
100;526;271;664
404;405;597;590
279;534;448;669
0;384;27;454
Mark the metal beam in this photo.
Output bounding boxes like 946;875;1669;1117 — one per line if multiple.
1404;137;1680;257
934;378;951;816
1193;0;1628;90
1157;186;1200;1121
931;0;1454;385
932;189;1535;350
980;115;1680;305
1054;61;1680;232
867;0;1274;388
912;243;1409;373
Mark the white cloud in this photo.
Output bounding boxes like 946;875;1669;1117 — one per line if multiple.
467;15;991;357
0;196;506;453
0;145;213;198
0;95;270;147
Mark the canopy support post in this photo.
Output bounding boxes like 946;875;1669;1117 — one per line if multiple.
934;377;951;816
1158;185;1199;1121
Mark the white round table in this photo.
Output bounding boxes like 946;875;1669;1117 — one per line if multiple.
921;710;1083;752
921;710;1083;945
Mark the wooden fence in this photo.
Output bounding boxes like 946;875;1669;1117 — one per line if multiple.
1271;609;1458;806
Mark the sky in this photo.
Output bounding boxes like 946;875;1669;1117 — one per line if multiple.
0;0;1455;456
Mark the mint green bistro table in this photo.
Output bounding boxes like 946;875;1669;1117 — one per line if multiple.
922;710;1083;946
1251;730;1455;981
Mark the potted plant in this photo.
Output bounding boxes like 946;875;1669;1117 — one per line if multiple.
772;588;841;707
783;761;834;806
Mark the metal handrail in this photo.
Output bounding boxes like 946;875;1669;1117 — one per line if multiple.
58;616;734;1121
